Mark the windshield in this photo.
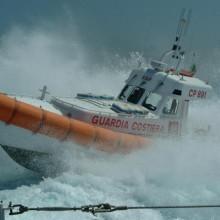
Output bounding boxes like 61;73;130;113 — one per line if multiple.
118;85;133;100
142;93;162;111
127;87;145;104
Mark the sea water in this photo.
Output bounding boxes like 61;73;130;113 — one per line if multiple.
0;26;220;220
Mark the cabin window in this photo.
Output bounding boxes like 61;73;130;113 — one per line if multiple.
127;87;145;104
118;85;133;100
162;97;179;115
142;93;162;111
172;89;182;96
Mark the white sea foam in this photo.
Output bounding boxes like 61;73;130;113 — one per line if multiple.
0;27;220;220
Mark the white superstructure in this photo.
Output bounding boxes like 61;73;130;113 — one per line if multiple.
51;60;212;137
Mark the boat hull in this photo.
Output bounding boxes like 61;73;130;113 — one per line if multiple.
0;93;149;172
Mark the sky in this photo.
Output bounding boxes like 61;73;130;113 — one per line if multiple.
0;0;219;59
0;0;220;95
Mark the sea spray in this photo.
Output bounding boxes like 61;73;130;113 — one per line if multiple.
0;25;220;220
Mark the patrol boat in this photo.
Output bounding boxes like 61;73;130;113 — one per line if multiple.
0;10;213;173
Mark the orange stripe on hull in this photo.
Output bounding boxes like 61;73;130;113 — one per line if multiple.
0;93;150;152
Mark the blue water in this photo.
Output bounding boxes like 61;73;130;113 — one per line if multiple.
1;3;220;219
1;112;220;220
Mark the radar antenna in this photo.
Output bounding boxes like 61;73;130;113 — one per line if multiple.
160;9;192;70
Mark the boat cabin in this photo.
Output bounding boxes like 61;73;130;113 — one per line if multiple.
50;10;213;136
118;60;212;120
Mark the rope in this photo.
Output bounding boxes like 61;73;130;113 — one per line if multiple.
127;204;220;209
5;203;220;216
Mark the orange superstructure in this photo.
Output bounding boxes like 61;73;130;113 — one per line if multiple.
0;93;149;152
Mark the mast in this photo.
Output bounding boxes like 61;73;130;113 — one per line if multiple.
160;9;192;71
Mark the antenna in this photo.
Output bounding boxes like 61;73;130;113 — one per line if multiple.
160;9;192;70
172;9;192;60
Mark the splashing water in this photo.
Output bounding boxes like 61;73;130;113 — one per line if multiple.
0;27;220;220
